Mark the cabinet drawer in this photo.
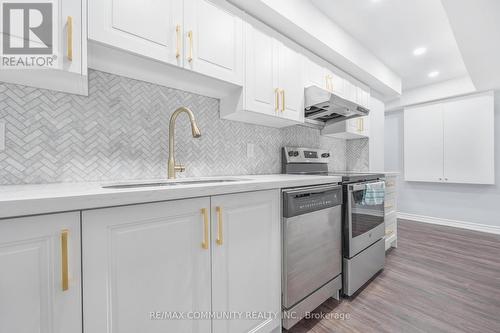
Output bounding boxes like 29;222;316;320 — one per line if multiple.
385;221;397;238
385;192;396;212
385;211;397;227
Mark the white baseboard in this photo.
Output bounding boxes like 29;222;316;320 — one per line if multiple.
397;212;500;235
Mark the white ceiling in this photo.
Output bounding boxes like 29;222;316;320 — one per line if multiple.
311;0;469;91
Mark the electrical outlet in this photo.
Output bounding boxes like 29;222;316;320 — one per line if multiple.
246;143;255;158
0;121;5;151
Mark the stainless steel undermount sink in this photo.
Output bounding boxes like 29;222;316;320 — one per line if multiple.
102;178;249;189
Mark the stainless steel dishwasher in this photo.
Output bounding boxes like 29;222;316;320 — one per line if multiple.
282;184;343;330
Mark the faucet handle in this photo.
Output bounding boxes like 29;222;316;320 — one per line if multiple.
175;165;186;173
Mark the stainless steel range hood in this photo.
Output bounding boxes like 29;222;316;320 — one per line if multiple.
304;85;369;128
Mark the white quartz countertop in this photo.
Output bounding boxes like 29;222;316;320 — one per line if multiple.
0;174;342;219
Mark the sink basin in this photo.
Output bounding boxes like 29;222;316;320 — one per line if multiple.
102;178;249;189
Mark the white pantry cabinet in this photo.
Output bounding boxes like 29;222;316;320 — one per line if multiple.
82;190;281;333
82;197;212;333
220;19;303;127
90;0;243;84
0;0;88;95
404;91;495;184
211;190;281;333
0;212;82;333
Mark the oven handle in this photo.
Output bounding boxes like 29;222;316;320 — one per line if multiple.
349;181;385;192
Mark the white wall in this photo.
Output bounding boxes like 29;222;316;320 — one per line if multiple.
385;76;476;112
385;91;500;228
369;97;385;171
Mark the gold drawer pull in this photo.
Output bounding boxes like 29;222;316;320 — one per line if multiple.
61;229;69;291
216;206;223;245
67;16;73;61
187;30;193;62
175;24;181;59
201;208;209;250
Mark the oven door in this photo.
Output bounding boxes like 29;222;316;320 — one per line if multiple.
346;181;385;258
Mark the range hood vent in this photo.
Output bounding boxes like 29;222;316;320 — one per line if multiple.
304;85;369;128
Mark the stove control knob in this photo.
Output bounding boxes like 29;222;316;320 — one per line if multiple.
321;153;330;158
293;151;299;157
288;151;295;157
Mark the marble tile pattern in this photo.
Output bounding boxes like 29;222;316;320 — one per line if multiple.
0;70;365;185
346;138;369;171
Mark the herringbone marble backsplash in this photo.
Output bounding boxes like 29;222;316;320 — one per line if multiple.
0;70;367;185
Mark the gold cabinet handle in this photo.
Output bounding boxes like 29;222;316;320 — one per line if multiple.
329;76;334;91
66;16;73;61
275;88;280;112
61;229;69;291
201;208;209;250
325;75;330;90
187;31;193;62
216;206;223;245
281;89;285;112
175;24;181;59
361;118;365;132
357;119;362;132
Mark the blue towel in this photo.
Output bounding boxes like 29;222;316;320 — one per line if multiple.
363;182;385;206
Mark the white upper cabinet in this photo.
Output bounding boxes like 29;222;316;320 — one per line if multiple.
404;103;444;182
90;0;183;65
404;92;495;184
0;0;87;95
211;190;281;333
220;19;303;127
0;212;82;333
184;0;243;84
321;116;370;139
277;41;304;122
243;22;278;116
443;93;495;184
90;0;242;84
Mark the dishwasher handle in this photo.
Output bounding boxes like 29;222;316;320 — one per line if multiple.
283;184;342;218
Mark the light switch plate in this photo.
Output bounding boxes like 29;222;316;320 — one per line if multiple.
0;121;5;151
246;143;255;158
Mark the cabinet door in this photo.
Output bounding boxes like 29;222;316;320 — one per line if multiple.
184;0;243;84
212;190;281;333
82;198;211;333
244;22;279;116
304;58;329;90
278;42;304;122
404;103;444;182
89;0;183;65
62;0;84;74
0;212;81;333
443;93;495;184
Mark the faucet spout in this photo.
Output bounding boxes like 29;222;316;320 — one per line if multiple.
168;107;201;179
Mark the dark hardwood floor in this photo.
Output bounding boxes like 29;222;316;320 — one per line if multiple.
287;219;500;333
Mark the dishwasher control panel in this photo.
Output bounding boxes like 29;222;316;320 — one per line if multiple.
283;185;342;218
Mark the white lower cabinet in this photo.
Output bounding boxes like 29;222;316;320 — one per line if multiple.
0;212;82;333
82;190;281;333
211;190;281;333
82;197;212;333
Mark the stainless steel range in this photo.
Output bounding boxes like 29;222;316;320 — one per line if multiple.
282;147;386;298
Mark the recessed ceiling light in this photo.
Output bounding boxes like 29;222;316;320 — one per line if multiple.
428;71;440;78
371;0;381;3
413;47;427;56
